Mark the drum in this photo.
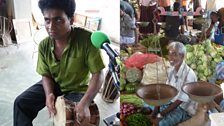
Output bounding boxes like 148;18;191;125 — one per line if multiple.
102;71;119;103
53;94;100;126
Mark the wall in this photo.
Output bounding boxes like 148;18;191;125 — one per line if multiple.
13;0;32;19
31;0;120;43
75;0;120;43
31;0;44;26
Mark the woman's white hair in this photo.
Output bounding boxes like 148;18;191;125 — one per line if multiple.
167;41;186;56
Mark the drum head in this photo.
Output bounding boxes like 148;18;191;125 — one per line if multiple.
54;96;67;126
53;94;100;126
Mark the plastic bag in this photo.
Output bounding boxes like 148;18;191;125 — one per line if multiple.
124;53;160;69
141;60;169;85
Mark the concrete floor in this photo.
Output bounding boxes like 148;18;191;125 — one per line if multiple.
0;42;119;126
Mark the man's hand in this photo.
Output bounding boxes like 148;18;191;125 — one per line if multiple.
151;118;161;126
73;71;103;124
46;93;56;117
75;103;91;124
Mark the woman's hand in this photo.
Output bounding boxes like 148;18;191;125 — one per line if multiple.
75;103;91;124
46;93;56;117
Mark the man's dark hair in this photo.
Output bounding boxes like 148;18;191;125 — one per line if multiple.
38;0;76;18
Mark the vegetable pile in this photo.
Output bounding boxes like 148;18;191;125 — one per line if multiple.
120;55;142;93
120;103;138;118
126;113;152;126
120;94;143;107
185;40;224;81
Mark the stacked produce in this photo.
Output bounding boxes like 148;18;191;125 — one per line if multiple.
125;113;152;126
140;35;162;48
120;49;140;93
185;40;224;81
120;102;152;126
120;94;143;106
120;46;163;93
120;66;141;93
120;103;138;117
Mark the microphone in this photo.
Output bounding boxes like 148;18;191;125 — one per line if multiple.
91;31;118;60
91;31;120;91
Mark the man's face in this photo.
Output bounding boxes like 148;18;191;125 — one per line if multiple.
168;48;183;67
43;9;72;40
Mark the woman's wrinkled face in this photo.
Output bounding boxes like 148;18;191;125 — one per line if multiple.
43;8;72;40
168;48;183;67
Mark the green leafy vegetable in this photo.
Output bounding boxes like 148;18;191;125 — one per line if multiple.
126;113;152;126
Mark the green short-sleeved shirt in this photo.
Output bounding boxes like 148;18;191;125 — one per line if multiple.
36;27;105;93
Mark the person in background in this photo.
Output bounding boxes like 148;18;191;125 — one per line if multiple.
158;0;171;11
121;0;135;21
138;0;159;34
205;0;217;19
121;0;138;44
144;42;197;126
216;61;224;110
165;2;184;40
122;0;138;21
13;0;105;125
206;8;224;46
206;12;219;40
209;61;224;110
176;0;190;31
120;2;137;45
192;0;202;30
158;0;171;22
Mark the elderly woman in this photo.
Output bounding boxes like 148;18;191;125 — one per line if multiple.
145;42;198;126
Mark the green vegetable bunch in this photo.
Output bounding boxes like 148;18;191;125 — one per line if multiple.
120;94;143;107
140;35;162;48
126;113;152;126
140;35;169;56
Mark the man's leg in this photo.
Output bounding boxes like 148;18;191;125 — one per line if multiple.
159;107;190;126
13;81;62;126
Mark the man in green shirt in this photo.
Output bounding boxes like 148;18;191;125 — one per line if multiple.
13;0;105;125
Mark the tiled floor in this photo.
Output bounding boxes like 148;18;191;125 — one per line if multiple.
0;41;119;126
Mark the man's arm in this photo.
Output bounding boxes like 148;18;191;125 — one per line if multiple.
42;76;55;96
75;70;104;123
180;17;185;34
79;70;104;106
206;23;215;38
180;25;185;34
42;76;56;117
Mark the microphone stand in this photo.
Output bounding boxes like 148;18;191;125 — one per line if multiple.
108;57;120;91
103;55;120;126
